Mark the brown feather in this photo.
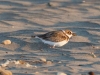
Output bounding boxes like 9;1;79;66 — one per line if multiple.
38;30;69;42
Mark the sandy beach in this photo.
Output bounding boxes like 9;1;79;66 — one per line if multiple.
0;0;100;75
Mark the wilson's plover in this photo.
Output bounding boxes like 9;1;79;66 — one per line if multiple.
31;30;76;48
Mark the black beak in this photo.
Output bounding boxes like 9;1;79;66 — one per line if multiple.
72;33;76;36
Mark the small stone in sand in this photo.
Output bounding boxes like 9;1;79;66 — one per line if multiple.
0;68;12;75
89;52;97;58
88;71;95;75
82;0;86;3
34;66;37;68
1;60;10;67
2;40;12;45
26;63;32;67
47;2;59;7
14;60;32;67
11;26;14;28
40;57;47;62
47;2;52;7
57;72;67;75
58;61;62;64
92;46;99;49
35;71;39;74
18;60;27;65
46;61;52;65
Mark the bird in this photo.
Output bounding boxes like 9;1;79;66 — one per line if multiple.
31;29;76;48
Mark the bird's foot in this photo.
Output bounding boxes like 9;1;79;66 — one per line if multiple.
49;45;55;48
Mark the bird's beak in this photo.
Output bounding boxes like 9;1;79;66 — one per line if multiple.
72;33;76;36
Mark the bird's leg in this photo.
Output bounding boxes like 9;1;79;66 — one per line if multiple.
49;45;55;48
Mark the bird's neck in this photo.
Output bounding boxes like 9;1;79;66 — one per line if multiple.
62;30;71;38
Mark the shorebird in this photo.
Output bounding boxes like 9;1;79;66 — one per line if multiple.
31;29;76;48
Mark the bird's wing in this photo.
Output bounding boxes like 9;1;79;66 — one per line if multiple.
38;31;68;42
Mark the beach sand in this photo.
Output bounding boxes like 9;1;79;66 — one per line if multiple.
0;0;100;75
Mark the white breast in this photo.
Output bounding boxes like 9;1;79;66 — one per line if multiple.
38;38;69;47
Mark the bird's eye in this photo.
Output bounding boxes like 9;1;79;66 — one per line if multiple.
67;31;71;35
